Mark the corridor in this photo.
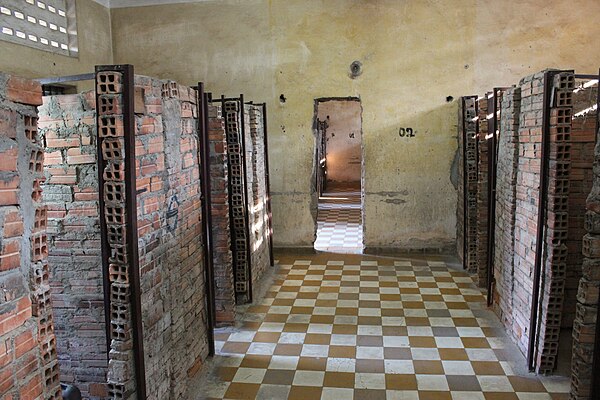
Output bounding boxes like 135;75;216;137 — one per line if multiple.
314;183;363;254
194;252;571;400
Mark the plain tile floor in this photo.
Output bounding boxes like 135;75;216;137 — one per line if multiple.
192;252;571;399
314;182;363;254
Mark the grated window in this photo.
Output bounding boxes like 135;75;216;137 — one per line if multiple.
0;0;77;57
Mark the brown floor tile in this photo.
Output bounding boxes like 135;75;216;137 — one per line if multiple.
252;332;281;343
404;301;425;309
409;336;437;348
438;348;469;361
471;361;505;375
405;317;430;326
297;292;319;299
384;347;412;360
355;359;385;373
484;393;519;400
357;335;383;347
224;382;261;400
453;317;479;327
288;386;323;400
297;357;327;371
358;316;383;325
381;308;405;317
262;369;295;385
221;342;251;354
320;286;339;293
315;299;337;307
380;293;401;301
310;315;335;324
508;376;546;392
385;374;418;390
305;333;331;345
446;375;481;391
274;343;303;356
240;354;272;369
336;307;359;316
418;391;453;400
440;288;461;295
290;306;314;314
413;360;444;374
272;298;295;306
329;345;356;358
332;325;358;335
283;323;309;333
214;332;231;341
240;321;261;330
432;327;459;337
354;388;387;400
217;366;237;381
323;371;355;388
461;338;490;348
550;394;570;400
383;326;408;336
264;313;289;323
422;294;444;302
338;293;359;300
359;300;381;308
247;305;270;313
446;302;470;310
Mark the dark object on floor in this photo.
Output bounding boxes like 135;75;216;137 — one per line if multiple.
61;383;82;400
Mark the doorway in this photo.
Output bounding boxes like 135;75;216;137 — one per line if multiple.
313;98;364;253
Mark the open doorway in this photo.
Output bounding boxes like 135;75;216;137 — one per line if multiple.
313;98;364;253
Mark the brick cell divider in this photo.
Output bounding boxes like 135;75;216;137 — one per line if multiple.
95;64;146;400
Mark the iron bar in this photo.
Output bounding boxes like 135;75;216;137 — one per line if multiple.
260;103;274;266
528;70;555;372
461;97;468;270
37;72;95;85
197;82;216;356
239;94;253;303
590;67;600;400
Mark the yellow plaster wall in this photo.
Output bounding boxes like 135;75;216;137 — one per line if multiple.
109;0;600;248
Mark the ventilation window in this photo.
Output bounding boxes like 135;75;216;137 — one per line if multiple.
0;0;78;57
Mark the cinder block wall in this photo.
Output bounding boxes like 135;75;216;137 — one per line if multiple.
0;73;61;399
134;76;209;399
38;92;108;399
208;104;235;326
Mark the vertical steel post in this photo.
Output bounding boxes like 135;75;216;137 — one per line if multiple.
261;103;274;266
197;82;216;356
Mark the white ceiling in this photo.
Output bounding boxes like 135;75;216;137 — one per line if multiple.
92;0;216;9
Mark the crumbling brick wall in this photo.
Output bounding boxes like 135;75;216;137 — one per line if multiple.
0;73;61;399
208;104;235;326
570;91;599;400
245;105;271;294
38;92;108;399
563;86;597;329
493;87;521;330
135;76;209;399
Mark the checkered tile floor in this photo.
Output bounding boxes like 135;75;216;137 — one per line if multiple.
192;253;570;399
314;183;363;254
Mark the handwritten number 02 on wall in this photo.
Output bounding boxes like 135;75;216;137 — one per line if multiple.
398;127;415;138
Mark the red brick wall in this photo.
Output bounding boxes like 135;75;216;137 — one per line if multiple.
0;73;61;399
134;76;209;399
39;92;108;399
493;87;521;332
208;104;235;326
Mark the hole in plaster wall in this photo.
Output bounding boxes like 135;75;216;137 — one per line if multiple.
446;96;454;103
349;61;362;79
279;94;286;104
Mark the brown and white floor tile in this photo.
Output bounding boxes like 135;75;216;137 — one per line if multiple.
190;252;571;399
